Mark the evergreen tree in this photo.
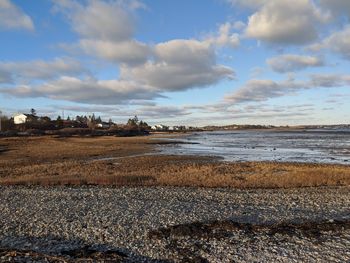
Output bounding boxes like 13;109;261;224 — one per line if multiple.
30;108;36;116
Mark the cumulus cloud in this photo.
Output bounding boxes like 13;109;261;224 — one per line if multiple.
312;26;350;60
79;39;151;65
245;0;328;45
319;0;350;17
224;78;305;103
1;76;163;104
205;22;240;48
1;39;234;104
309;73;350;87
0;0;34;31
267;54;324;73
225;74;350;104
120;39;235;91
53;0;150;65
54;0;134;41
1;1;235;105
0;58;86;83
1;11;235;105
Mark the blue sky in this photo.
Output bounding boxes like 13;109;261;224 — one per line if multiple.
0;0;349;126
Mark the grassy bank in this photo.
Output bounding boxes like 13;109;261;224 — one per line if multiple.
0;136;349;188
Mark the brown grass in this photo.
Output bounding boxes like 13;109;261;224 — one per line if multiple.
0;136;349;188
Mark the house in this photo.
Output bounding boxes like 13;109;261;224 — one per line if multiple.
151;124;168;131
96;122;110;129
13;114;38;125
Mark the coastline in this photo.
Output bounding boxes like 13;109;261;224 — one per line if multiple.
1;135;350;261
0;135;349;188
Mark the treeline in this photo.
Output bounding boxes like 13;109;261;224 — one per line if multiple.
0;109;150;137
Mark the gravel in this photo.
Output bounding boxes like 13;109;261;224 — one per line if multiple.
0;186;349;262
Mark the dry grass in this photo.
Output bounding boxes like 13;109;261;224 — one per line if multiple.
0;135;154;164
0;136;349;188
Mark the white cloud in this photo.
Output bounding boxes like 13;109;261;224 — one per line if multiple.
224;78;304;103
1;39;235;104
0;58;86;82
1;6;236;105
205;22;240;48
319;0;350;18
54;0;146;65
310;73;350;87
2;76;162;105
267;54;324;73
0;0;34;31
224;74;350;104
315;26;350;60
79;39;150;65
245;0;328;45
232;21;246;31
54;0;134;41
120;39;235;91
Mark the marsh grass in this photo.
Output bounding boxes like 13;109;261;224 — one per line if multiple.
1;155;349;188
0;136;349;188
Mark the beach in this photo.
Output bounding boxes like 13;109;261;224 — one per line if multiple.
1;186;349;262
0;133;349;262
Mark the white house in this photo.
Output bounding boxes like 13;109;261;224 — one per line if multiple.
96;122;110;129
14;114;28;124
151;124;168;131
13;113;37;124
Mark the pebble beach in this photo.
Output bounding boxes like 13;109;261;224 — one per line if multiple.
1;186;349;262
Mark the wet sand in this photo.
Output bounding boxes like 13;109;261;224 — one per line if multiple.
160;130;350;164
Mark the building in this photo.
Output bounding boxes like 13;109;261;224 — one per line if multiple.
151;124;168;131
13;114;37;124
96;122;110;129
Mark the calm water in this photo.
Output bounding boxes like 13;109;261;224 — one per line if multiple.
160;130;350;164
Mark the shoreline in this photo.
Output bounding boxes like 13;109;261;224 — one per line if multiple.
1;186;349;262
1;136;350;261
0;135;349;188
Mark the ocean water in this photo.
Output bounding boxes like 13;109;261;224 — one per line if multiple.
159;130;350;164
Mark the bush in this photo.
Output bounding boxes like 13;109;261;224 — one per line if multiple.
26;129;45;136
58;128;92;136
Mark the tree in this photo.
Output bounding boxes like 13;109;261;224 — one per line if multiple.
139;120;149;129
30;108;36;116
56;115;63;129
127;115;139;126
90;113;96;122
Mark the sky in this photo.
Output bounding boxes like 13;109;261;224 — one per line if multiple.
0;0;349;126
